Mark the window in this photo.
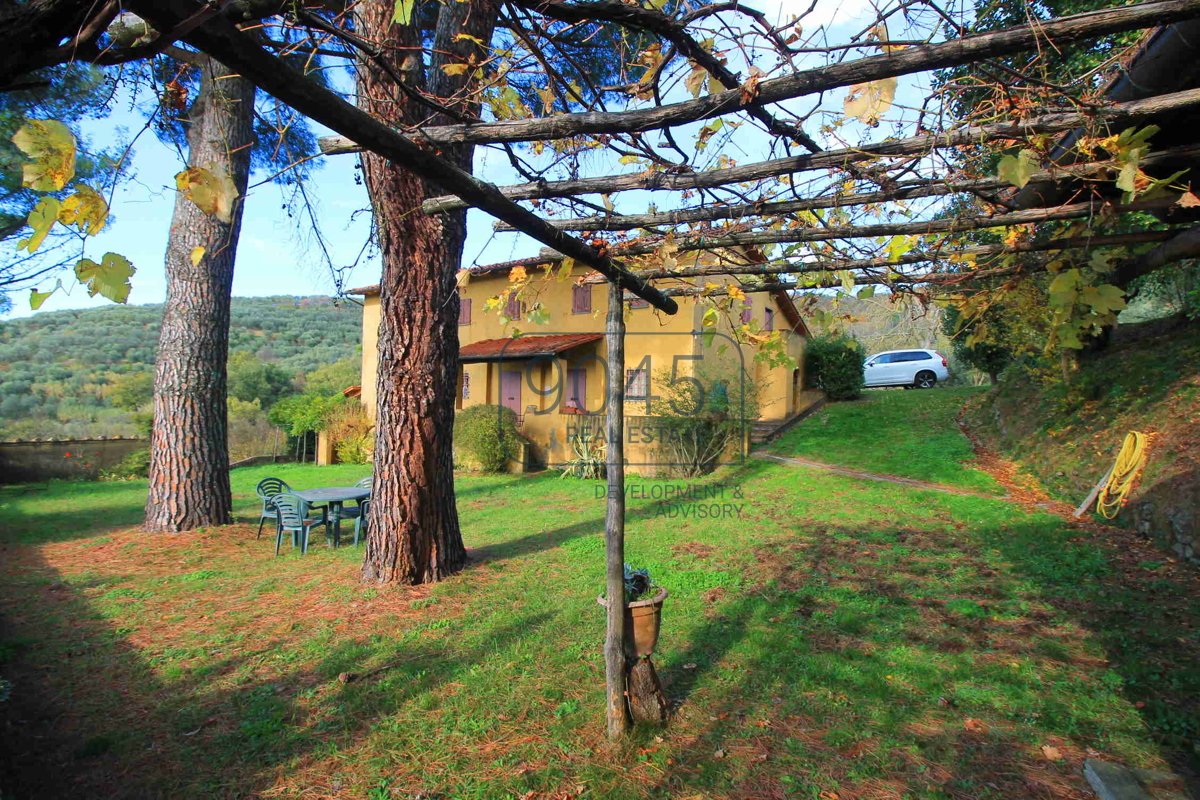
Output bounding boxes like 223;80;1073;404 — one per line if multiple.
566;368;587;410
625;368;649;399
763;307;775;332
740;299;752;325
629;298;649;309
572;284;592;314
872;353;893;364
461;372;470;400
459;298;472;325
504;293;522;319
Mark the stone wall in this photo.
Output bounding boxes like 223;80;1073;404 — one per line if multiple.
0;438;147;484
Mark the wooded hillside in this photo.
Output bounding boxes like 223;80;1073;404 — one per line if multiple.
0;296;361;439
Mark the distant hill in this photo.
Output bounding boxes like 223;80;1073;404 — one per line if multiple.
0;296;362;439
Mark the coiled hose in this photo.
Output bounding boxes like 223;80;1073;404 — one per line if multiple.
1096;431;1148;519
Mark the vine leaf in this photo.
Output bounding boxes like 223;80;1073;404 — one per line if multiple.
19;196;61;253
58;184;108;236
684;65;708;99
996;149;1039;189
12;119;76;191
176;165;238;224
190;246;206;267
392;0;415;25
29;286;56;310
843;77;896;125
75;252;135;303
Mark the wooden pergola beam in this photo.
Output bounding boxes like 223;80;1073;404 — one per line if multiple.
472;196;1181;273
421;87;1200;214
319;0;1200;155
600;229;1179;282
489;145;1200;232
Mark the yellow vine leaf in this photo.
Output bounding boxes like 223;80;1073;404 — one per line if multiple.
190;246;205;266
58;184;108;236
509;265;528;284
29;287;55;310
843;78;896;125
19;196;61;253
392;0;415;25
75;252;135;303
441;63;470;76
175;165;238;224
684;65;709;99
12;119;76;191
455;269;470;288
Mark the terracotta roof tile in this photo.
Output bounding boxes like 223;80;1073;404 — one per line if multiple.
459;333;602;363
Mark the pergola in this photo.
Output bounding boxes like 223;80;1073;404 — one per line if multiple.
8;0;1200;737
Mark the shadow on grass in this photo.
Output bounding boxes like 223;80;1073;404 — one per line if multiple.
637;512;1200;799
0;539;556;798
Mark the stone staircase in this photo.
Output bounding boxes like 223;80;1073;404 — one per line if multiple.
749;392;826;445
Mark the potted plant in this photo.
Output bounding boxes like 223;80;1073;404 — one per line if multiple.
598;565;668;658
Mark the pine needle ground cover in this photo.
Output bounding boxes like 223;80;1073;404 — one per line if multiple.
1;408;1197;799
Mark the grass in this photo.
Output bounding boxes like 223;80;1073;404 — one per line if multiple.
769;386;1005;494
1;406;1197;799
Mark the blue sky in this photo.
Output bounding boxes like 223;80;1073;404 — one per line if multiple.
5;0;939;319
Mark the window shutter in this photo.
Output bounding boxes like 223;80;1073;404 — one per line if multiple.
459;298;472;325
740;299;752;325
764;307;774;331
572;284;591;314
505;294;522;319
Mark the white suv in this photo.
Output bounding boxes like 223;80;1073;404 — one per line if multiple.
863;349;950;389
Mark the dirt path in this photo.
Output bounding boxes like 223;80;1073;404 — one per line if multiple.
752;451;1010;501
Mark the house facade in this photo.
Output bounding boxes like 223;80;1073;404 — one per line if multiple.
327;261;818;472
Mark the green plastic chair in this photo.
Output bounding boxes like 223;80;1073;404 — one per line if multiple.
338;476;372;545
255;477;291;539
270;493;330;556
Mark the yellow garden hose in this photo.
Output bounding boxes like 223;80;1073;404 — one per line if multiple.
1095;431;1149;519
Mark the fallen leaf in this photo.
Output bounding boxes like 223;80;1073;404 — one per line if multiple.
1041;744;1062;760
963;718;989;734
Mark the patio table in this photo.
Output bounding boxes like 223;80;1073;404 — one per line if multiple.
293;487;370;547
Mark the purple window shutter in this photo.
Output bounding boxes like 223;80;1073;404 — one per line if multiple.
459;298;471;325
573;284;591;314
740;299;752;325
505;294;521;319
764;307;774;331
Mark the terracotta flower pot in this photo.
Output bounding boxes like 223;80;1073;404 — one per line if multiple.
598;588;668;658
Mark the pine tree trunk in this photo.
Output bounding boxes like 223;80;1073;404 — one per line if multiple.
144;59;255;532
356;0;496;584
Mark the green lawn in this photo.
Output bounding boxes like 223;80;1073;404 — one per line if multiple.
769;387;1006;495
1;407;1197;798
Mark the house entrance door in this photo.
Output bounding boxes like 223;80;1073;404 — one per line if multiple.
500;370;523;417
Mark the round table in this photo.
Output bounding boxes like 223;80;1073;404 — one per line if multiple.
293;487;370;546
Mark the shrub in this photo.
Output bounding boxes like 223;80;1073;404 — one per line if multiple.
101;447;150;480
805;334;866;400
559;416;605;479
650;360;759;477
454;404;522;472
326;403;374;464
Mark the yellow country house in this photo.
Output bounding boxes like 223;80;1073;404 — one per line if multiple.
320;254;822;474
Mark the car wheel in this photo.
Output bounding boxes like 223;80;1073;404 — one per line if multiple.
914;371;936;389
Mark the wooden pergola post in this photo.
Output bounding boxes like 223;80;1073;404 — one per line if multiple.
603;280;630;739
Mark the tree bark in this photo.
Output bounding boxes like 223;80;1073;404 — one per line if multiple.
144;58;254;532
356;0;497;584
604;281;630;738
